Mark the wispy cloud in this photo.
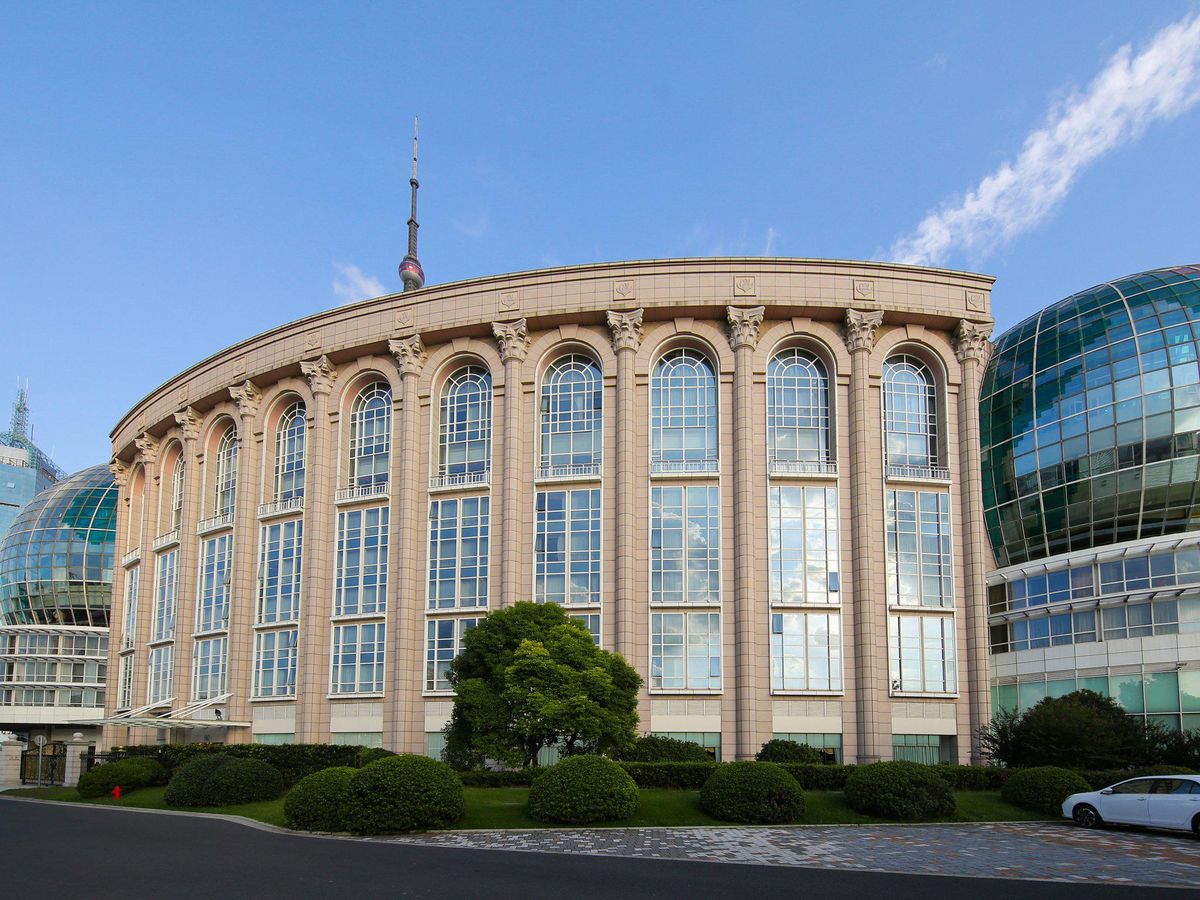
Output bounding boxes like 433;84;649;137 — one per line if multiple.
682;222;781;257
455;213;490;239
332;263;385;303
890;13;1200;268
763;226;779;256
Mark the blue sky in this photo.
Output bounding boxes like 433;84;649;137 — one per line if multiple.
2;1;1199;473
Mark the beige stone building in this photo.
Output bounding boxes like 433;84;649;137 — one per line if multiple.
102;258;994;763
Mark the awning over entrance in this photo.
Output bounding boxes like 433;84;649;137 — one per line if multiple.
74;693;250;729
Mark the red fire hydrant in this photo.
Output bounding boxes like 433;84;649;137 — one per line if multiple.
112;785;121;800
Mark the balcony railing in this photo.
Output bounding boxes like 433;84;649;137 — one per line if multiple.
121;548;141;568
151;529;180;552
885;464;951;482
536;463;601;482
257;496;305;519
334;483;390;504
649;459;719;476
769;459;839;477
197;512;235;535
428;471;491;491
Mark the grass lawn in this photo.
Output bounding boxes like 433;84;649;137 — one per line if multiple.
5;785;1048;831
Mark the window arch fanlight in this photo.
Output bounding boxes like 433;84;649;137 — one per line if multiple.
767;347;831;473
539;354;602;477
650;347;718;474
349;381;392;489
883;354;941;474
170;453;185;531
274;400;307;502
438;365;492;484
213;425;239;517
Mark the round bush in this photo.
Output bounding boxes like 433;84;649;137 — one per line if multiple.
345;755;464;834
77;758;167;798
1001;766;1093;817
284;766;357;831
619;735;711;762
164;754;233;807
699;762;806;824
756;739;823;765
528;755;640;824
203;757;285;806
844;761;956;820
355;746;396;768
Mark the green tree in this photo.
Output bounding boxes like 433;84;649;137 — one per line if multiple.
443;602;642;769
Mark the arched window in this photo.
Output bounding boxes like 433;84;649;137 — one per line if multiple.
540;354;602;474
214;426;238;517
883;355;939;471
170;455;185;531
768;349;830;469
349;382;392;489
274;401;306;501
438;366;492;481
651;348;717;472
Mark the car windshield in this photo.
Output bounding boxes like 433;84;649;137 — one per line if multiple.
1109;779;1153;794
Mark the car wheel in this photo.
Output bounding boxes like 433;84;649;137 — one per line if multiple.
1073;804;1102;829
1192;813;1200;838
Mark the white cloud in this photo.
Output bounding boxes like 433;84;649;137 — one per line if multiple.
763;226;779;256
332;263;385;303
890;13;1200;268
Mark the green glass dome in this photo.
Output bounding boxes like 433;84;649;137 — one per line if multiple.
0;464;116;626
981;265;1200;568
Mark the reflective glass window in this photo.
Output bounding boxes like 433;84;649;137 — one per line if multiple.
768;349;829;466
651;349;718;471
540;355;601;471
349;382;392;488
438;367;492;478
535;489;601;606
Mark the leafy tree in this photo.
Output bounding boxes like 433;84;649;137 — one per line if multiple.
443;602;642;769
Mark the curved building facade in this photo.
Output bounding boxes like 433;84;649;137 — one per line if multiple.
983;265;1200;729
0;464;116;741
104;258;995;763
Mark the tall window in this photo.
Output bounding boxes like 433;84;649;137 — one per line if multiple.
274;401;306;501
192;636;228;700
214;426;238;517
540;355;602;472
258;520;303;624
771;612;842;692
885;490;953;607
331;622;385;694
428;497;489;609
196;534;233;633
253;629;298;698
651;349;718;471
769;485;839;605
651;486;720;605
650;612;721;691
121;566;140;650
768;349;830;467
349;383;392;488
889;615;957;693
425;617;479;692
334;508;389;616
438;366;492;479
535;489;601;606
117;655;133;709
147;644;174;704
152;549;178;642
883;355;939;470
170;456;185;530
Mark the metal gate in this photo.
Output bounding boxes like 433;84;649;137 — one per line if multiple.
20;744;66;786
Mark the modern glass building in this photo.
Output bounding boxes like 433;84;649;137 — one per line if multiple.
982;265;1200;730
0;388;62;541
0;465;117;743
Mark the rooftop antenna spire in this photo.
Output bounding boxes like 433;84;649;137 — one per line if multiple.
9;382;30;441
399;117;426;292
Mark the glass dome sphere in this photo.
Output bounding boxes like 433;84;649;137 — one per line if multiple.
981;265;1200;568
0;464;116;626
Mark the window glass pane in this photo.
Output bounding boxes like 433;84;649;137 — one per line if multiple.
350;383;392;488
535;489;601;606
883;355;938;469
651;486;719;604
769;486;839;604
768;349;830;465
439;367;492;477
651;349;717;467
540;355;602;470
428;496;490;609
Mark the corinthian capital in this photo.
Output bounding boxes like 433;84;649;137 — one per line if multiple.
229;380;262;419
108;457;130;488
133;432;160;463
173;407;202;441
727;306;765;351
300;355;337;395
493;318;529;363
845;309;884;353
607;308;643;353
955;320;993;365
389;333;426;377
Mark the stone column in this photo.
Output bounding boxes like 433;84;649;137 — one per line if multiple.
226;380;263;737
295;356;337;742
607;309;643;663
955;320;993;763
103;459;130;747
61;735;92;787
845;309;884;764
727;306;765;760
170;410;203;719
0;740;22;785
493;318;529;608
387;334;426;753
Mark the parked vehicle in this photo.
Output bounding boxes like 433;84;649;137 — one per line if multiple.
1063;775;1200;834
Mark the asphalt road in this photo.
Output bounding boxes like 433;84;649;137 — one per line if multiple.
0;798;1194;899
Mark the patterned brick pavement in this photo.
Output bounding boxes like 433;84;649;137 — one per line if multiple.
382;823;1200;887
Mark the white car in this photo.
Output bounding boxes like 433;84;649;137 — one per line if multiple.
1062;774;1200;834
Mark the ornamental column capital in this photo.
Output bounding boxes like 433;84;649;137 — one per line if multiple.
607;308;643;353
492;318;529;363
300;355;337;396
845;309;884;353
388;333;426;377
955;319;994;365
727;306;765;351
133;432;160;464
173;407;202;442
108;457;130;488
229;379;262;420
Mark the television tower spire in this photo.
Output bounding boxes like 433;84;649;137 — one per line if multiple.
399;117;425;292
9;383;29;441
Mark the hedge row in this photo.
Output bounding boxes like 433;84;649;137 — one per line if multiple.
1080;764;1200;790
117;743;366;785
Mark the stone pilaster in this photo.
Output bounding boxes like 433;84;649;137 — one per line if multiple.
845;309;884;763
226;380;262;736
125;433;163;745
607;309;643;664
170;409;205;717
955;320;993;763
727;306;765;759
493;319;529;608
295;356;337;742
103;458;131;748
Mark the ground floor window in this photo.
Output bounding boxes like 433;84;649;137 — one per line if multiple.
772;731;842;764
253;629;298;698
888;614;957;694
770;611;841;693
651;731;721;760
191;636;228;700
147;644;174;704
252;732;295;745
570;612;600;645
330;622;385;694
425;731;447;760
650;611;721;691
893;733;956;765
425;617;479;691
332;731;382;747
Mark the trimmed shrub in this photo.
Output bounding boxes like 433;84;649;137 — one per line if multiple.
528;755;640;825
1002;766;1095;816
756;739;823;765
164;754;233;807
700;762;805;824
933;765;1012;791
1081;765;1200;790
776;763;853;790
77;758;167;798
458;769;535;788
345;755;464;834
120;742;364;785
844;761;956;820
618;735;711;762
284;766;357;832
618;761;718;789
203;758;285;806
355;747;397;768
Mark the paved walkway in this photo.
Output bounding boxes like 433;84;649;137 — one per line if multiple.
381;822;1200;888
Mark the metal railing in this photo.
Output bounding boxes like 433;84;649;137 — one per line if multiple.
257;496;305;518
649;459;720;475
885;464;951;482
20;745;65;785
334;483;390;504
197;512;235;535
428;471;491;491
150;529;180;552
768;459;839;477
536;463;601;481
121;548;141;568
